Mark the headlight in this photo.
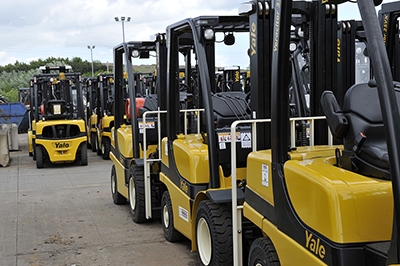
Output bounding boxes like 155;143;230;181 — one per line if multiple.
132;50;140;58
289;42;297;52
204;28;214;40
53;104;61;115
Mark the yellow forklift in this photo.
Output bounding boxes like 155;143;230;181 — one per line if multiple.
110;36;167;223
94;74;114;159
32;66;87;168
85;77;98;152
158;15;254;265
228;0;400;265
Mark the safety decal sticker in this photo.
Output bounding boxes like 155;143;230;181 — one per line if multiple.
262;163;269;187
138;121;155;133
218;132;240;150
241;132;251;148
179;206;189;222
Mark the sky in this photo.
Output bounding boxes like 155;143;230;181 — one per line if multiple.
0;0;397;67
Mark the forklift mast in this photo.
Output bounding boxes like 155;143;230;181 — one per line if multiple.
113;36;166;161
308;0;338;145
97;74;114;121
114;41;154;159
165;16;250;189
33;68;84;122
379;1;400;81
240;1;272;150
86;77;97;117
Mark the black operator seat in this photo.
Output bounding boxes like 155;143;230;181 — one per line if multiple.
212;91;251;128
138;94;159;145
212;91;252;177
139;94;158;116
321;81;400;180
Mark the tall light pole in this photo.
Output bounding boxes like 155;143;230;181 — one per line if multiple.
87;45;95;77
114;16;131;43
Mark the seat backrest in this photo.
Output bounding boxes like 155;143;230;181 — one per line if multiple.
338;81;400;179
139;94;158;116
212;91;252;176
212;91;250;128
342;82;388;151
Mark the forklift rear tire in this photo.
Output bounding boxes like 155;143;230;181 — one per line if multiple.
195;200;233;266
161;191;183;242
248;237;280;266
101;137;111;160
91;132;97;152
36;145;44;169
129;164;146;223
80;144;88;166
111;165;126;205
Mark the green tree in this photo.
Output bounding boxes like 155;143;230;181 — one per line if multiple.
0;57;110;102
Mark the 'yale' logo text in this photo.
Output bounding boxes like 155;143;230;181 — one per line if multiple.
305;230;326;259
55;142;69;149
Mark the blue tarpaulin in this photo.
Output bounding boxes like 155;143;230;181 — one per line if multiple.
0;103;29;132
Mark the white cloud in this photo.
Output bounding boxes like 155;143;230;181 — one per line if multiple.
0;0;244;65
0;0;394;66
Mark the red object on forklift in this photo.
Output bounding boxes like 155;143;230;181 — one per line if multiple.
125;98;145;120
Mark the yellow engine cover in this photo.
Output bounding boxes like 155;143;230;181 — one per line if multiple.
285;147;392;243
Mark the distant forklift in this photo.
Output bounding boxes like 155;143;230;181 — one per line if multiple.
94;73;114;159
32;66;87;168
110;35;168;224
85;77;98;152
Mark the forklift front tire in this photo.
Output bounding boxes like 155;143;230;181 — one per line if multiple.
129;164;146;223
195;200;233;266
101;137;111;160
247;237;280;266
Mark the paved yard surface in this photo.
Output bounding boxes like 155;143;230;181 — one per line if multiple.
0;134;198;266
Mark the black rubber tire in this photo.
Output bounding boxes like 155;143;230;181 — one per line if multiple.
111;165;126;205
96;135;102;156
80;144;88;166
33;141;36;161
101;137;111;160
161;191;184;242
248;237;280;266
36;145;44;169
86;135;92;149
195;200;233;266
129;164;146;223
91;132;97;152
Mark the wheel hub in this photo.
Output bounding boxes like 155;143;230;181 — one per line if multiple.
129;178;136;211
163;205;170;228
197;217;212;265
